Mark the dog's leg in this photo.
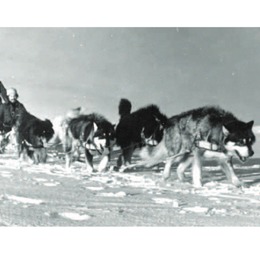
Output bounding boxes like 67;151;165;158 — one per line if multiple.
192;148;203;188
17;145;24;168
220;158;244;187
85;149;94;173
32;150;39;165
64;135;73;171
0;133;6;153
117;154;123;168
176;153;193;182
118;145;135;172
97;147;110;172
98;155;109;172
41;148;48;163
33;148;47;164
163;157;173;180
74;145;81;161
123;145;135;166
65;152;73;171
17;144;22;159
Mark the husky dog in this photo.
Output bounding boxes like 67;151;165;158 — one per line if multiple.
139;106;255;188
64;113;116;172
116;98;168;168
16;110;54;164
49;107;82;154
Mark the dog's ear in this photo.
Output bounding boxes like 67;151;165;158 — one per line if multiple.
45;119;53;127
222;125;230;136
93;122;98;133
247;120;254;129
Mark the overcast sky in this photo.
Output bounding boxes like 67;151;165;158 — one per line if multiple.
0;27;259;124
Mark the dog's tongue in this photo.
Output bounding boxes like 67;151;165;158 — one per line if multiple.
235;151;248;163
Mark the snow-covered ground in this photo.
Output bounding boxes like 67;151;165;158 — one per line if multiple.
1;145;260;227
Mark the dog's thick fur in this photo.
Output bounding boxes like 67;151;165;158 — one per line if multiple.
16;110;54;164
49;107;82;149
139;106;255;187
64;113;116;172
116;98;168;168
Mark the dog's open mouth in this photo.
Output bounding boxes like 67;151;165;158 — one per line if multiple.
235;151;248;162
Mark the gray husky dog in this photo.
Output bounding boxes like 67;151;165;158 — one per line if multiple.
139;106;255;188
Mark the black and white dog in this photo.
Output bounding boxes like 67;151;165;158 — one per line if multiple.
139;106;255;187
64;113;116;172
116;98;168;169
16;110;54;164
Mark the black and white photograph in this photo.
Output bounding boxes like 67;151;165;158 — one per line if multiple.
1;1;260;259
1;27;260;227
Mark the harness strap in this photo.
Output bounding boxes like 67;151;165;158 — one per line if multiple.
22;139;44;149
85;141;104;155
193;128;225;153
194;140;220;152
22;139;33;147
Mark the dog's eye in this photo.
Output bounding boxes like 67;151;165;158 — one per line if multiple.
237;139;245;146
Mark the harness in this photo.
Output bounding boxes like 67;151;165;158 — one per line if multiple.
194;140;221;152
85;139;104;155
22;139;44;150
193;129;226;153
83;123;108;156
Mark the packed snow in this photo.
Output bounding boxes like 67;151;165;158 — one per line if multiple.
0;148;260;226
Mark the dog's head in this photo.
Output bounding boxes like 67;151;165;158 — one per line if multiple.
91;123;116;153
30;119;55;148
223;120;255;162
142;108;168;146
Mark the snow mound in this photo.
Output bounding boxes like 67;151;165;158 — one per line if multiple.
97;191;126;197
6;195;44;205
59;212;91;221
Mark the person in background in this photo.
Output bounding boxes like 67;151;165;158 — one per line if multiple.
5;88;27;126
0;86;27;152
0;81;8;104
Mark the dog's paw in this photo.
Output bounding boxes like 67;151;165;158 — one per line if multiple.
232;179;248;188
119;165;127;172
193;181;202;189
235;180;250;189
85;167;94;174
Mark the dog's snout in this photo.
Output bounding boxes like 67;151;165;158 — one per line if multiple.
250;150;254;157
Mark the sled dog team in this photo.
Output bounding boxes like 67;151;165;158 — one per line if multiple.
0;85;256;188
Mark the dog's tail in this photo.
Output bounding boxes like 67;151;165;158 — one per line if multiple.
118;98;132;118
